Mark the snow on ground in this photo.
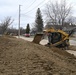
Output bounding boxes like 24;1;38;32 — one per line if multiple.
66;40;76;56
66;50;76;56
69;40;76;45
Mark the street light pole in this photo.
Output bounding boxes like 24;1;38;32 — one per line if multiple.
18;5;21;38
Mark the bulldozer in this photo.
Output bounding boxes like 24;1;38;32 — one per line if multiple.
32;27;75;49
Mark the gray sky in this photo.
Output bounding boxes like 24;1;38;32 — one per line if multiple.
0;0;76;29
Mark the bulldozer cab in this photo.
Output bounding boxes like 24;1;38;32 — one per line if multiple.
49;32;62;44
47;31;69;48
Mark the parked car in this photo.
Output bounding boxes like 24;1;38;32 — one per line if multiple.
24;34;30;37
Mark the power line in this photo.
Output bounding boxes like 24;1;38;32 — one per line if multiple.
21;0;36;11
25;0;36;9
23;0;45;14
21;14;35;18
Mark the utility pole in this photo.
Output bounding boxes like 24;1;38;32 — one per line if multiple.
18;5;21;38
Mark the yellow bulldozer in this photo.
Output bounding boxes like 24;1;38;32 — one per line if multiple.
32;27;75;49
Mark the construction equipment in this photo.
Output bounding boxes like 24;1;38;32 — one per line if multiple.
33;27;76;49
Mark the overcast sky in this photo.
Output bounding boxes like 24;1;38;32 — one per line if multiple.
0;0;76;29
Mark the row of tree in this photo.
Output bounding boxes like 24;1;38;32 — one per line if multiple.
0;0;75;35
0;17;30;35
44;0;72;25
33;0;73;33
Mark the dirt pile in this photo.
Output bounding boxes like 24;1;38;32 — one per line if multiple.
69;45;76;51
0;36;76;75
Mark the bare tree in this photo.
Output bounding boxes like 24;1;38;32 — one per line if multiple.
44;0;72;25
0;17;14;34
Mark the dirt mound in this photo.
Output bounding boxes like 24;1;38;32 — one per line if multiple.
0;36;76;75
69;45;76;51
48;46;75;57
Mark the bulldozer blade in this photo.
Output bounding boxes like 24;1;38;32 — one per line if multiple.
32;33;43;44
